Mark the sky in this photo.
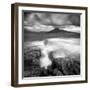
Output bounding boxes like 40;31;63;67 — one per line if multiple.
24;12;81;33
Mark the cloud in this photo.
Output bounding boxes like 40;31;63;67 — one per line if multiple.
24;22;54;32
59;25;81;33
24;12;80;32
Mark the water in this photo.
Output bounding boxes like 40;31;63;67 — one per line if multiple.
24;38;80;69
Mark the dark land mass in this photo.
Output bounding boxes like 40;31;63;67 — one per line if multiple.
24;28;80;42
24;48;80;77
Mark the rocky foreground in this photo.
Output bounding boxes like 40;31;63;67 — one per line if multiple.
24;38;80;77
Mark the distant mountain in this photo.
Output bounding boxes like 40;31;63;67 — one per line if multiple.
25;28;79;34
47;28;60;33
47;28;79;34
24;28;80;42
